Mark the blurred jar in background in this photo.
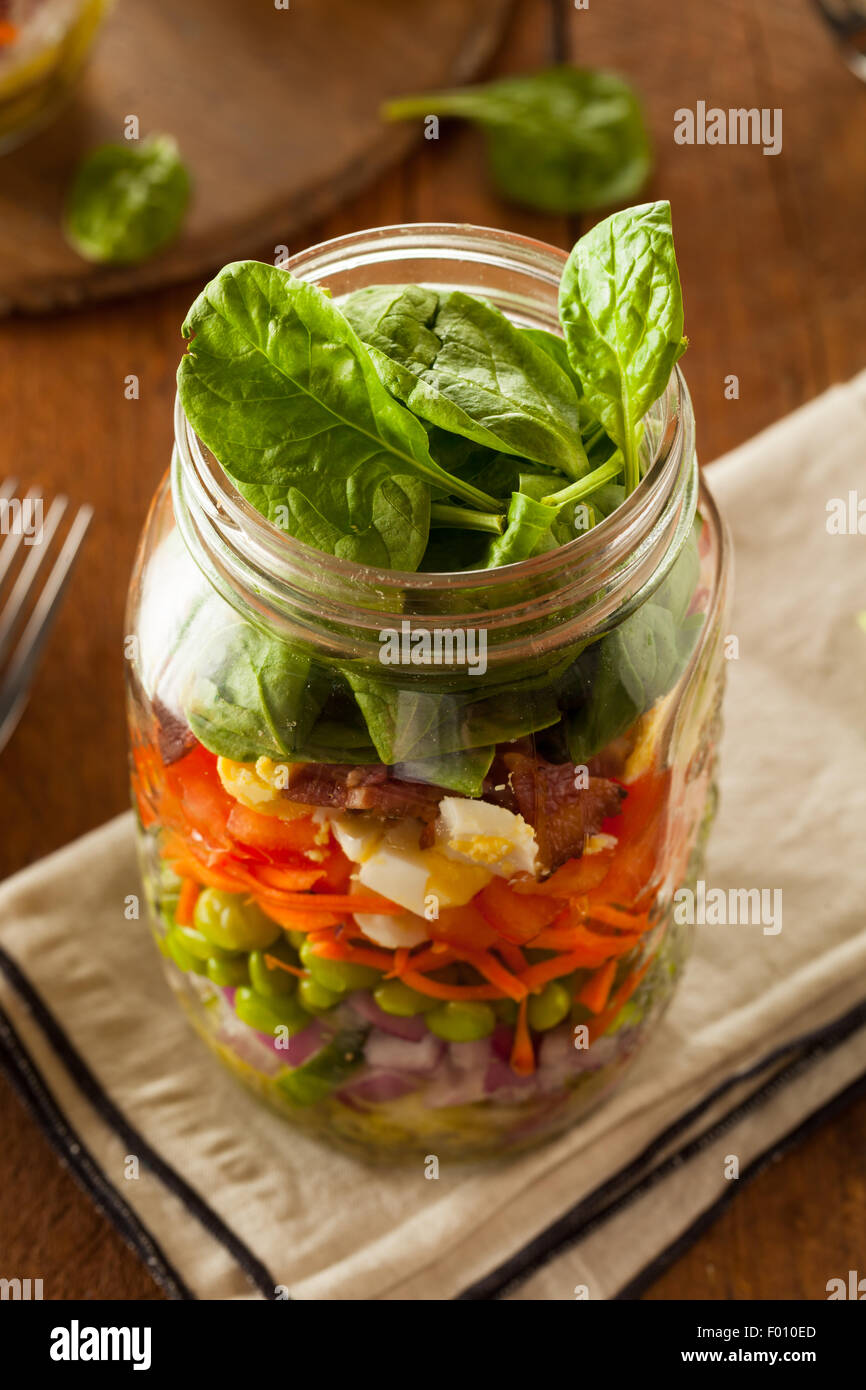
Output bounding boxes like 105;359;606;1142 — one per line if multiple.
0;0;112;153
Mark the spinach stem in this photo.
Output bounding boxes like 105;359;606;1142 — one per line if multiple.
542;452;623;507
430;503;504;534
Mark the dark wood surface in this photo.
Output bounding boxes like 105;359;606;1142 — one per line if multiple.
0;0;864;1300
0;0;513;312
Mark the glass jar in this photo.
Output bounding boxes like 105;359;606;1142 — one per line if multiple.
125;224;731;1163
0;0;111;154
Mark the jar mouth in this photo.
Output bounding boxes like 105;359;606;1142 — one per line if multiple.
172;222;699;660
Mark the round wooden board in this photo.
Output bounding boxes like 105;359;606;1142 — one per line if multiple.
0;0;514;314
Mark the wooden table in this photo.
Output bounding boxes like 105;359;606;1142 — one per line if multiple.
0;0;864;1300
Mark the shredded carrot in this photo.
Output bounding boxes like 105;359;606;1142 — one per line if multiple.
262;955;309;979
576;959;617;1014
259;905;343;931
308;938;395;972
496;940;528;975
581;898;650;933
400;970;501;1001
519;949;602;991
588;957;653;1042
0;22;19;45
398;944;458;975
510;998;536;1075
247;863;325;892
174;878;200;927
449;946;527;1002
392;947;410;977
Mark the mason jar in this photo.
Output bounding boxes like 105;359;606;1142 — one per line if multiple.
0;0;112;154
125;224;731;1163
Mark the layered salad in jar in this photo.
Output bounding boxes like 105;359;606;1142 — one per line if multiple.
128;203;727;1161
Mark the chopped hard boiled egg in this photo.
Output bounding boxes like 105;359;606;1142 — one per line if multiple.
327;813;384;864
352;910;429;949
435;796;537;879
356;819;492;916
216;757;309;819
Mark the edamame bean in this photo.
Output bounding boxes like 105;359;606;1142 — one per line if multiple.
234;986;311;1037
298;938;381;993
374;979;437;1017
249;943;297;998
205;955;249;987
527;981;571;1031
193;888;280;952
425;1001;496;1042
298;977;342;1013
175;924;240;963
164;929;207;976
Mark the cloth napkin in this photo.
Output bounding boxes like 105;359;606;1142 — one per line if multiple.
2;374;866;1301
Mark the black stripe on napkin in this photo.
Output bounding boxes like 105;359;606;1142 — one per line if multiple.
0;943;282;1302
0;999;194;1301
456;997;866;1299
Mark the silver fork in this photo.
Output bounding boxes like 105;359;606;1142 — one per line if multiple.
0;478;93;755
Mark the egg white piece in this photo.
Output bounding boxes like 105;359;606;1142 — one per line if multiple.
352;909;429;949
435;796;537;878
357;819;492;916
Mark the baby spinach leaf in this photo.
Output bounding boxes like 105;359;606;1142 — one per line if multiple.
342;285;589;480
383;67;651;214
479;491;558;568
64;135;190;265
178;262;502;572
559;201;687;495
564;527;702;762
184;622;323;763
394;748;495;797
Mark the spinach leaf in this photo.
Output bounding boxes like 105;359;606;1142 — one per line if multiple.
559;201;687;494
184;622;323;763
383;67;651;214
342;285;589;480
479;490;558;568
178;262;502;572
64;135;190;265
564;527;702;762
346;673;561;765
394;748;495;797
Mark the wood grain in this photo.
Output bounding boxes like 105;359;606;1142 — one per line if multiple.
0;0;864;1301
0;0;514;312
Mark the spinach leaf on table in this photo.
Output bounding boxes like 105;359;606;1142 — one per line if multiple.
178;262;502;573
559;201;687;495
383;67;651;214
64;135;190;266
342;285;589;480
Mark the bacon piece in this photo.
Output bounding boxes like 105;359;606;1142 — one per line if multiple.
152;697;197;766
282;762;450;821
502;751;625;874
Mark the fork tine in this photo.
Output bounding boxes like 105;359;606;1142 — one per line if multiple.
0;485;43;592
0;494;67;667
0;504;93;755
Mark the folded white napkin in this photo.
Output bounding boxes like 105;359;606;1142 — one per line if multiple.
1;374;865;1300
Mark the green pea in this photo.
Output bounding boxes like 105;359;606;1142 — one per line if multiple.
425;1001;496;1042
298;977;342;1013
374;979;437;1017
206;955;249;987
527;981;572;1032
164;929;207;976
234;986;311;1037
494;998;519;1025
286;930;306;950
299;938;381;993
249;944;297;998
193;888;280;952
